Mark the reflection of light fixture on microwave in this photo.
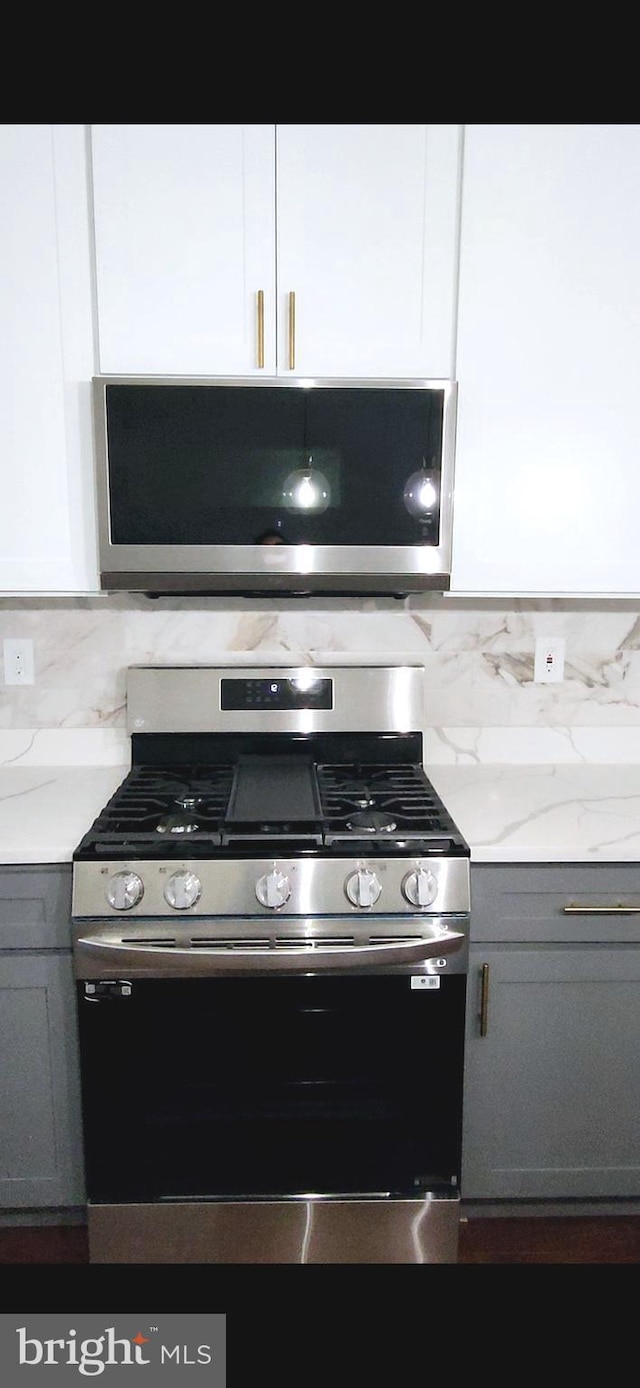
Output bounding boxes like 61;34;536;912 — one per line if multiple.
403;460;439;516
282;455;331;513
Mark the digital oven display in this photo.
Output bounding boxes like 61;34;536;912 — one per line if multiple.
220;677;333;712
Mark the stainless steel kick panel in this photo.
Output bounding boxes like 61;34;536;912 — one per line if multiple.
88;1195;460;1264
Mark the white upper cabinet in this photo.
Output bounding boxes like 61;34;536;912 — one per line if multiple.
0;125;98;593
91;125;277;377
274;125;460;378
90;124;461;379
451;123;640;595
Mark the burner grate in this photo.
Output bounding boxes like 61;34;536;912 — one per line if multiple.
73;756;467;860
80;764;235;840
316;762;459;835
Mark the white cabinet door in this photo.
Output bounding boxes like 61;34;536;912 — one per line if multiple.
91;124;461;380
91;124;277;376
0;125;97;593
276;124;461;378
451;123;640;595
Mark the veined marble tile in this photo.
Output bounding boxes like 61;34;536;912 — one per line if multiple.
412;601;640;652
2;596;640;754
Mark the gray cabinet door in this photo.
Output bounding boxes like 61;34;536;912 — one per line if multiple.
462;945;640;1200
0;952;84;1207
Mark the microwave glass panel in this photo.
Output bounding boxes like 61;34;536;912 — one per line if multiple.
104;385;444;547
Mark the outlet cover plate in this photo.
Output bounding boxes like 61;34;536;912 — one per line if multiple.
3;638;35;685
534;637;565;683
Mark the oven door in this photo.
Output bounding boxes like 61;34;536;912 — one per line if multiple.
77;971;465;1208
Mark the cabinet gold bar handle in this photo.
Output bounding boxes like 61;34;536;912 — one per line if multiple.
256;290;265;369
480;962;490;1038
563;903;640;914
288;291;296;371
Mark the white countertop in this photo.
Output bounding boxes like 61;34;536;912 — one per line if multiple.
0;766;129;866
427;763;640;863
2;759;640;866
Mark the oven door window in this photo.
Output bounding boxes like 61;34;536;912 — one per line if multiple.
77;974;465;1204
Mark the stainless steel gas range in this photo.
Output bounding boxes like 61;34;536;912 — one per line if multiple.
71;664;470;1264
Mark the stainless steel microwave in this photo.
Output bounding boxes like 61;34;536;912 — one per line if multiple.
92;376;458;597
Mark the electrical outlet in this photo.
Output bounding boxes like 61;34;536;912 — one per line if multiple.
3;638;35;685
534;637;565;684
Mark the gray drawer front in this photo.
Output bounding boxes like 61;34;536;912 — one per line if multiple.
471;864;640;943
0;864;72;950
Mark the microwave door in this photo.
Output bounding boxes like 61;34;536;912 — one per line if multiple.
93;376;456;595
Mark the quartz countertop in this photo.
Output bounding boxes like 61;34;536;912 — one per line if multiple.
427;763;640;863
0;765;129;865
2;759;640;866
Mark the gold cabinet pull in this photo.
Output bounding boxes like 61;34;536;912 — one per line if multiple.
288;291;296;370
563;903;640;914
479;962;490;1038
256;290;265;369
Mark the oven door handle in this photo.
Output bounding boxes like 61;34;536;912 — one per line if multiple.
74;930;466;974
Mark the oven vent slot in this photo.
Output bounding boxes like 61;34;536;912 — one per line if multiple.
121;937;177;946
190;937;271;949
369;934;425;943
275;936;356;948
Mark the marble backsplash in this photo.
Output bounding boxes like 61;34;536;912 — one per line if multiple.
1;593;640;766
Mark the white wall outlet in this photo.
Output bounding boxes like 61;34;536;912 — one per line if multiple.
534;637;565;683
3;638;35;685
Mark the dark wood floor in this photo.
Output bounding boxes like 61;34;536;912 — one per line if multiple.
459;1214;640;1264
0;1216;639;1263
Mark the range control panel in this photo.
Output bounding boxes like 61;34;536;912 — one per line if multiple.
220;676;334;712
72;856;471;919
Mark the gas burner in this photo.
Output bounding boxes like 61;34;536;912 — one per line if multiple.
156;795;203;835
354;790;376;809
346;810;398;834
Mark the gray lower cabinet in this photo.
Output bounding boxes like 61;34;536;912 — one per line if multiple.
462;864;640;1201
0;865;85;1208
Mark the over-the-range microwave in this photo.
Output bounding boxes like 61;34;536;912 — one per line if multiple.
92;376;458;597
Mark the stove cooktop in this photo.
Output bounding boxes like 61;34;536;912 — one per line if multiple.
73;756;469;862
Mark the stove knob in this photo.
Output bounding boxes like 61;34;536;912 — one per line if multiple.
164;870;202;910
345;868;382;908
106;871;144;911
402;867;439;908
256;869;291;910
